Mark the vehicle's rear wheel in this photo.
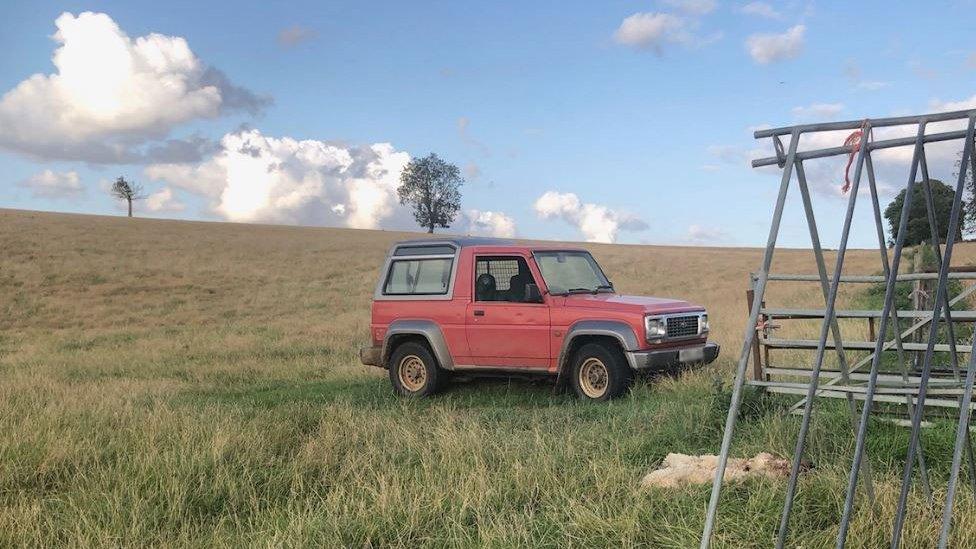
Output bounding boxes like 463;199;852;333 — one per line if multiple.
570;342;632;401
388;341;442;397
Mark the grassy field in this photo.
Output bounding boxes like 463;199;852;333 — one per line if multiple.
4;207;976;547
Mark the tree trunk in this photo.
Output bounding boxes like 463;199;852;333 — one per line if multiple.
127;199;132;218
427;223;434;234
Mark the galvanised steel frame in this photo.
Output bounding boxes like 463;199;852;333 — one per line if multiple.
699;109;976;549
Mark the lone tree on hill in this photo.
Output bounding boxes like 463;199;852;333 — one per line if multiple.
397;153;463;233
884;179;962;247
111;176;146;218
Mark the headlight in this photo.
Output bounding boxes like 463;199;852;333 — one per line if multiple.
645;315;666;341
700;313;709;334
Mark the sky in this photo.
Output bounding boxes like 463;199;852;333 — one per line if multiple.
2;0;976;248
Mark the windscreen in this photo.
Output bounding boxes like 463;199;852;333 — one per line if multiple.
534;251;609;294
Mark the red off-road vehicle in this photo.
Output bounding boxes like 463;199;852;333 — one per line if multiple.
360;238;719;400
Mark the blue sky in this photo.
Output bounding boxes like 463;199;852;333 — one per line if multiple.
1;1;975;248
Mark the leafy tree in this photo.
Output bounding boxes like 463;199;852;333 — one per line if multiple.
884;179;962;247
954;145;976;236
397;153;463;233
110;176;146;218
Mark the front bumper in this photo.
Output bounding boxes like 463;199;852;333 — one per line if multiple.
360;345;383;368
627;342;720;371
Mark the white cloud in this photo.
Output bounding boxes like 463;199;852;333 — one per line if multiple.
533;191;647;243
145;129;411;230
0;11;266;163
792;103;844;120
843;60;890;91
930;95;976;112
277;25;316;47
613;12;687;52
687;224;729;244
662;0;717;15
462;210;517;238
145;187;185;213
746;25;805;64
18;169;83;198
739;1;781;18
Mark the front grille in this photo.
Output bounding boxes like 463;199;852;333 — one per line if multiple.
666;315;700;339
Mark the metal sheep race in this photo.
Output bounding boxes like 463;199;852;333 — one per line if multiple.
699;109;976;549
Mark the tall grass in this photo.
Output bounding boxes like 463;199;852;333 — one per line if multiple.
4;208;976;546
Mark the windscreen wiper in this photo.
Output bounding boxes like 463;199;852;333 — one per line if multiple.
563;287;594;295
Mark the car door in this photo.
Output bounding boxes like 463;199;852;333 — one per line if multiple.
464;254;550;369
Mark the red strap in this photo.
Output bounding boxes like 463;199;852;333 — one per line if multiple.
841;120;870;194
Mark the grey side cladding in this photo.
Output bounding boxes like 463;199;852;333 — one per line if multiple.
557;320;640;372
382;319;456;370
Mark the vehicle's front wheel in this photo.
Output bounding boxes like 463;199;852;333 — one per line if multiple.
388;341;442;397
570;343;632;401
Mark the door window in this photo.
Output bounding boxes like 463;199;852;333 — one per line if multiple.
474;256;538;302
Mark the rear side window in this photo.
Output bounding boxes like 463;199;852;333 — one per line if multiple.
383;258;453;295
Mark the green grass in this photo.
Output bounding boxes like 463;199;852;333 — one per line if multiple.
6;209;976;547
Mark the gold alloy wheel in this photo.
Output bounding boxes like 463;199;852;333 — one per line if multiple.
397;355;427;392
578;357;609;398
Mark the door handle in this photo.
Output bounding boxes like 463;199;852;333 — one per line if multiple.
473;310;485;316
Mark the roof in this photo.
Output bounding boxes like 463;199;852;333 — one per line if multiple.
393;237;516;249
392;237;586;251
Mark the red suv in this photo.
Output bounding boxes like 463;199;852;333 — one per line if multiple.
360;238;718;400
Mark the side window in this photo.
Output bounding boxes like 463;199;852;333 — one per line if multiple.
474;256;538;303
383;258;453;295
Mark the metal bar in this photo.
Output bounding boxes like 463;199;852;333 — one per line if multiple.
783;283;976;415
762;338;972;353
776;126;869;548
700;129;800;549
836;122;928;548
939;130;976;549
891;116;976;549
919;154;976;500
761;308;976;320
761;385;974;409
940;338;976;546
764;368;964;385
749;380;969;396
795;160;876;505
919;158;962;382
747;286;764;381
753;129;971;167
766;272;976;282
755;109;975;138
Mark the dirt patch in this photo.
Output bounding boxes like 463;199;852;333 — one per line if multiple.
640;452;798;488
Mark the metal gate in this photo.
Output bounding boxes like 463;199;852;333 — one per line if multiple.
700;109;976;548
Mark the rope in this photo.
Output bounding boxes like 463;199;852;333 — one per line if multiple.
841;119;870;194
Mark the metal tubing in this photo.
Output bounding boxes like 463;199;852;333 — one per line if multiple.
866;152;932;501
919;158;962;381
919;155;976;499
776;126;869;548
836;123;928;548
939;348;976;547
755;109;975;138
753;129;971;168
891;117;976;549
795;160;876;505
766;272;976;282
700;129;800;549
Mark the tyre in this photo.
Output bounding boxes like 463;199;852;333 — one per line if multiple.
570;342;633;401
388;341;442;397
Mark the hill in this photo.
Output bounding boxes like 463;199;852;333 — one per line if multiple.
2;208;976;546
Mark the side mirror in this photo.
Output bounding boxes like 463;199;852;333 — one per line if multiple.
525;283;544;303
